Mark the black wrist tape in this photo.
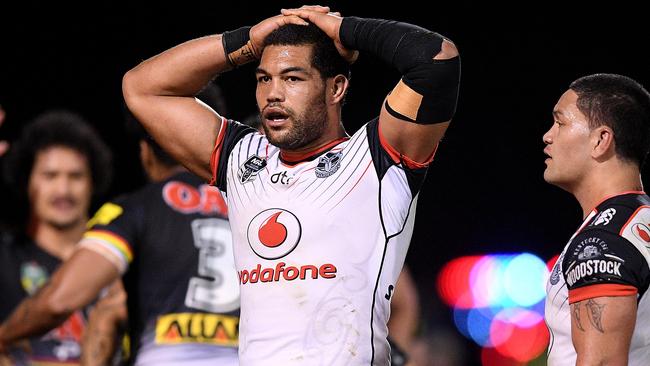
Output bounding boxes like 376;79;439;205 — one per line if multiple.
222;26;258;67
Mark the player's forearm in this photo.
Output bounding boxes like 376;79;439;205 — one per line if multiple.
123;34;230;100
81;311;123;366
0;287;71;348
339;17;460;124
81;331;117;366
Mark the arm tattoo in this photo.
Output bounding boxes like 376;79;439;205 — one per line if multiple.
82;330;114;366
572;303;585;332
585;299;605;333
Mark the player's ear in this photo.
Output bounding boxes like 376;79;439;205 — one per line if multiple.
329;74;349;105
592;126;615;160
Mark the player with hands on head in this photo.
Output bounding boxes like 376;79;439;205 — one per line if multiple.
122;5;460;364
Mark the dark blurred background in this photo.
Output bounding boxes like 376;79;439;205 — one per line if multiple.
0;2;647;364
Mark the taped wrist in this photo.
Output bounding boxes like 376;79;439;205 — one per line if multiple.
340;17;460;124
222;26;259;67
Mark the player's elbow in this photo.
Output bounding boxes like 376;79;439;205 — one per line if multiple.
122;69;141;106
122;69;149;129
433;39;459;61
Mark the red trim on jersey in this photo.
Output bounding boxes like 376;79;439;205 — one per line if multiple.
331;161;373;209
209;117;228;186
568;283;637;304
377;120;437;169
279;137;349;164
619;205;650;236
588;190;646;214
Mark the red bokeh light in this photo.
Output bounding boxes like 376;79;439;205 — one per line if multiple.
481;347;524;366
546;254;560;272
493;319;549;362
437;256;482;308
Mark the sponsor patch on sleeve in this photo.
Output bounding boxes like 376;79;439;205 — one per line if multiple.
564;235;625;288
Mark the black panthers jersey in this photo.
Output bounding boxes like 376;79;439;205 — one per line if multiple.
546;191;650;365
0;235;87;365
80;172;239;365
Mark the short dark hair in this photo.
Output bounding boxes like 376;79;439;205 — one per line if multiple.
123;82;229;168
263;23;351;80
124;108;178;168
570;73;650;167
3;110;113;198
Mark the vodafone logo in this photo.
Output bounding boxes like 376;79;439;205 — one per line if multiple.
632;223;650;244
247;208;302;259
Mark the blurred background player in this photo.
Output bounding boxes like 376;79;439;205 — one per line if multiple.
387;267;419;366
0;84;241;366
0;110;113;365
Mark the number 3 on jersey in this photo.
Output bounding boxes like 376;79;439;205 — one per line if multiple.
185;218;240;313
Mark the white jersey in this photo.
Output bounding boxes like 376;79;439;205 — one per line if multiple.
545;192;650;365
210;118;430;365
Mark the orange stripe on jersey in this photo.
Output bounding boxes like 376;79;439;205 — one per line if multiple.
83;230;133;263
209;117;228;186
378;120;437;169
568;283;637;304
586;190;646;215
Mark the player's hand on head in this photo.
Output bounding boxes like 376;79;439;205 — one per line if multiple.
250;15;309;58
280;7;358;64
291;5;342;19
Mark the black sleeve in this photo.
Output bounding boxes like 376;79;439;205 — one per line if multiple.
366;118;427;196
562;229;650;299
340;17;460;124
210;119;256;192
84;194;145;266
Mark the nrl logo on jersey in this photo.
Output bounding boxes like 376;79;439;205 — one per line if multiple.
315;151;342;178
238;155;267;184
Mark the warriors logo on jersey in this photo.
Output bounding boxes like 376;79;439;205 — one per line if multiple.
315;151;343;178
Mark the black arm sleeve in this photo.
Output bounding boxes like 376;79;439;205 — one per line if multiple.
339;17;460;124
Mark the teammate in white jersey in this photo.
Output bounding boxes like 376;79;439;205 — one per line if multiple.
543;73;650;365
122;5;460;365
